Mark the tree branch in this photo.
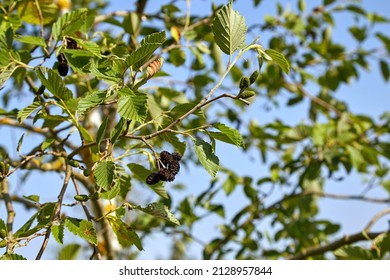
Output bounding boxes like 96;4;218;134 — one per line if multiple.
288;231;387;260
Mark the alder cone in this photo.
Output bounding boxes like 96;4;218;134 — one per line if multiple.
58;62;69;76
160;151;172;165
158;168;175;182
168;160;180;175
171;152;182;161
146;172;161;185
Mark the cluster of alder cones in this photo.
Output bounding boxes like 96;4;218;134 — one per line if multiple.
146;151;182;185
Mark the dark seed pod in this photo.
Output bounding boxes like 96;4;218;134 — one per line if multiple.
160;151;172;165
171;152;182;161
83;169;91;177
146;172;161;185
158;168;175;182
168;160;180;176
58;62;69;76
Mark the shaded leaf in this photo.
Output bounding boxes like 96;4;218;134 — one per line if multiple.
58;244;81;260
137;202;180;226
36;67;72;100
194;138;220;178
128;163;168;199
94;160;116;191
107;216;143;250
334;245;373;260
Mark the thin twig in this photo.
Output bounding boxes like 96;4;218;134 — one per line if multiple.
35;164;72;260
0;178;15;253
364;207;390;233
71;174;102;260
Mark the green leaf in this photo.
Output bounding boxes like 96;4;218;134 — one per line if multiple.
17;0;58;25
52;9;88;40
117;88;148;123
96;115;109;149
94;160;116;191
58;244;81;260
159;132;187;156
107;216;143;250
211;123;244;147
264;49;290;74
17;134;24;153
128;163;168;199
36;67;72;100
170;102;205;119
23;195;40;203
334;245;373;260
41;138;55;151
211;2;247;55
78;90;108;115
70;38;102;58
137;202;180;226
346;146;366;171
379;60;389;81
0;253;27;260
52;222;64;244
0;67;15;89
15;35;47;47
64;217;97;245
110;117;127;144
126;31;166;69
194;138;220;178
0;219;7;236
17;100;41;123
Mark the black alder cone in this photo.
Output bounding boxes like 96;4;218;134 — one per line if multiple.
146;150;182;184
158;168;175;182
146;172;161;185
58;62;69;76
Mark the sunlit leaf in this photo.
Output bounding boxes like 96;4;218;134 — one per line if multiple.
65;217;97;245
211;2;247;54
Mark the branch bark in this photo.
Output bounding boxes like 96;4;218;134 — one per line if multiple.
288;231;387;260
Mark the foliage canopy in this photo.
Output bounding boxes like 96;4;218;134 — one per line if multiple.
0;0;390;260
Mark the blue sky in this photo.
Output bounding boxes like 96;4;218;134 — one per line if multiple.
1;0;389;259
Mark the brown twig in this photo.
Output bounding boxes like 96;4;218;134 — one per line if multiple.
288;231;386;259
0;178;15;253
35;164;72;260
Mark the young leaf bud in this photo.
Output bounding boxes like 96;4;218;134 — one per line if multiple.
249;70;259;84
83;169;91;177
74;194;89;202
239;76;250;90
238;90;256;99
